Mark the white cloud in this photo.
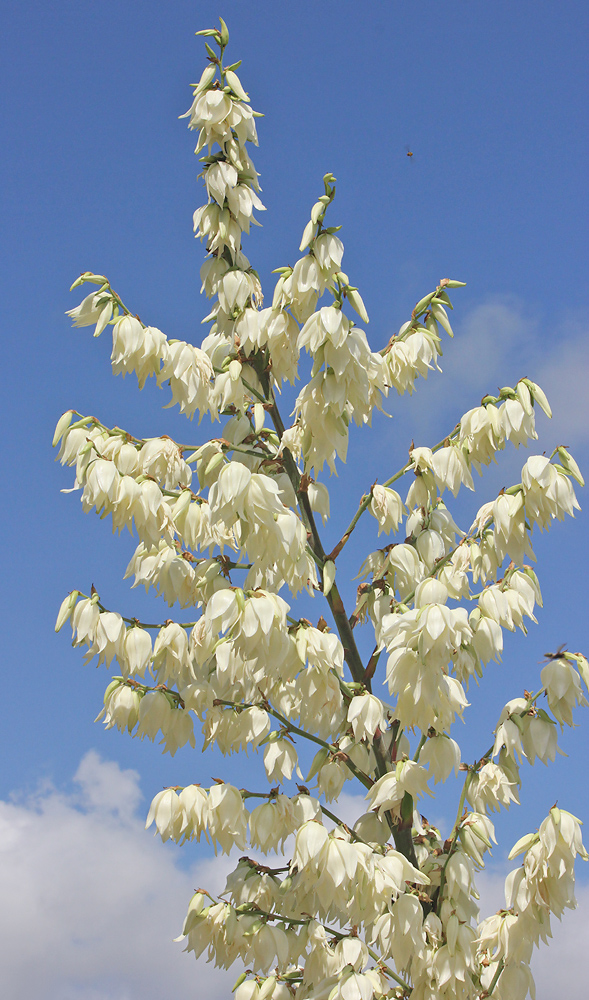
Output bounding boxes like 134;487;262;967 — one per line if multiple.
0;752;586;999
443;297;536;392
0;751;233;1000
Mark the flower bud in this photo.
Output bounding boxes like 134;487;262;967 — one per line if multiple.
299;219;315;251
52;410;75;448
346;288;369;324
235;982;259;1000
55;590;80;632
322;560;336;596
193;64;216;94
225;69;248;102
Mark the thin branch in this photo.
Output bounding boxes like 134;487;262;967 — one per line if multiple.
365;943;412;994
437;775;469;909
486;958;505;997
265;387;420;868
326;424;461;562
212;698;374;790
94;599;199;631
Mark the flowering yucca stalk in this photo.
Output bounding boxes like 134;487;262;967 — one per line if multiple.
55;19;588;1000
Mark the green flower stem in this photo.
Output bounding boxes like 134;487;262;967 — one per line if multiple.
379;279;457;352
265;396;368;690
220;442;274;461
265;389;420;867
93;597;198;630
240;789;276;801
527;687;545;705
486;958;505;996
306;543;324;570
413;734;427;762
212;698;374;790
72;412;265;468
365;943;412;994
246;907;346;941
327;425;461;563
115;677;185;708
240;788;371;847
437;777;469;910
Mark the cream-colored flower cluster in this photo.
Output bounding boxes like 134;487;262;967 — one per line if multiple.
55;20;588;1000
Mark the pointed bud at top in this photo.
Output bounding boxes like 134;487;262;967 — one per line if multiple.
69;272;108;291
218;17;230;46
430;301;454;337
253;402;265;433
228;359;242;381
413;292;435;315
232;973;248;994
556;447;584;486
171;489;193;520
55;591;80;632
52;410;75;448
523;379;552;418
258;978;277;1000
305;746;330;783
311;201;325;225
516;380;533;415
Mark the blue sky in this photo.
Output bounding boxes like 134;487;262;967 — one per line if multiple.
1;2;588;997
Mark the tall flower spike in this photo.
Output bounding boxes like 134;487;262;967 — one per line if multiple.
56;22;588;1000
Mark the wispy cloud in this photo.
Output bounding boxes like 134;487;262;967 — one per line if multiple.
0;751;232;1000
533;321;589;450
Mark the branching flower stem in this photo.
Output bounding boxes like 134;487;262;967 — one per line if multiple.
365;943;413;994
265;386;419;866
238;905;413;993
265;395;367;688
241;788;374;848
212;698;374;790
437;684;550;909
327;424;461;562
437;777;469;910
243;905;346;940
